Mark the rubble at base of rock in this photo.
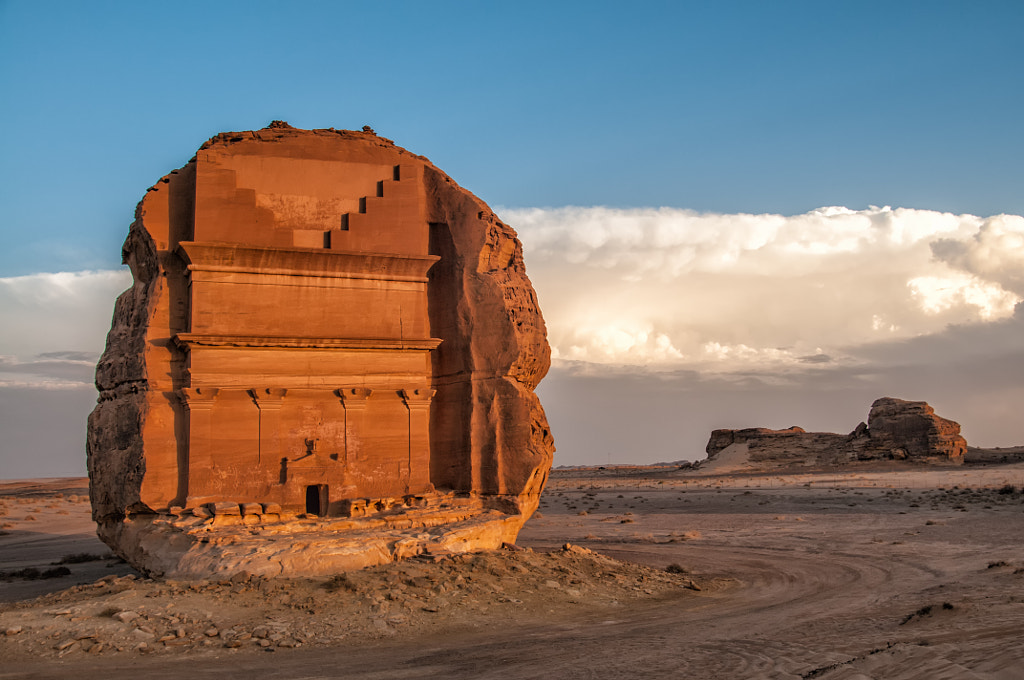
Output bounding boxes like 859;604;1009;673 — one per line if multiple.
0;547;701;661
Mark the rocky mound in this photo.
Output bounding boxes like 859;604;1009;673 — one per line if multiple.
705;397;967;469
0;545;699;661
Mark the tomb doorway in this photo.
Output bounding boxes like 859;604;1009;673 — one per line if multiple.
305;484;328;515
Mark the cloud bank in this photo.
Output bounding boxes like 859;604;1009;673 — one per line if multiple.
3;208;1024;473
501;206;1023;376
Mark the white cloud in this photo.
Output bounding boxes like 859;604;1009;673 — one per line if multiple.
0;269;131;387
907;273;1019;319
560;322;684;364
930;214;1024;296
506;205;983;277
1;222;1022;474
501;205;1024;373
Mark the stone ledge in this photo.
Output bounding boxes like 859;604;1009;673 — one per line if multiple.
98;506;530;579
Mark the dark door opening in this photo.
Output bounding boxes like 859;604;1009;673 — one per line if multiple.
305;484;328;515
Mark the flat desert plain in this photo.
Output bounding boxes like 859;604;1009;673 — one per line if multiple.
2;463;1024;679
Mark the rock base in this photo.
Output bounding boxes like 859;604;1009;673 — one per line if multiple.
98;496;530;579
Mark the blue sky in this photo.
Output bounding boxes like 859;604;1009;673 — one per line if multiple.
4;1;1023;275
2;2;1024;476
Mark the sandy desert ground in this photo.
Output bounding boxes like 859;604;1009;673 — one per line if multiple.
2;462;1024;679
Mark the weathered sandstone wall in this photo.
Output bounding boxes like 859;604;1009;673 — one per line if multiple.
87;123;554;576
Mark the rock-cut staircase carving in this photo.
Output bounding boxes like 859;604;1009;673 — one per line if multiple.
329;163;424;254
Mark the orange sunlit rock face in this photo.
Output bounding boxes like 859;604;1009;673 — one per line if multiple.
87;123;554;577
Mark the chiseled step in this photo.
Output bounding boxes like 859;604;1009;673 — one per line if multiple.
343;165;421;233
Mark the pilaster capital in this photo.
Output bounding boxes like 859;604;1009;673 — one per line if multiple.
249;387;287;410
177;387;220;410
336;387;373;409
400;388;435;408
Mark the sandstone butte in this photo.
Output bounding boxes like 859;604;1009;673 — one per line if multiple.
87;122;555;578
705;397;968;469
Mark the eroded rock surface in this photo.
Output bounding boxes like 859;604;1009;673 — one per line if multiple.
87;123;554;577
705;397;967;469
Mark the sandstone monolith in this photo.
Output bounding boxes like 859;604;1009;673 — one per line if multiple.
704;397;967;469
87;122;554;577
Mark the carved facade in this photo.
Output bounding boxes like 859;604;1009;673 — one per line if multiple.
90;124;554;558
174;159;438;515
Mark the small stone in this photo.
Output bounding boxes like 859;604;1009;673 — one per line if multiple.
229;570;252;584
132;628;155;640
212;502;240;516
5;626;22;636
56;639;77;651
192;505;213;518
240;503;263;516
258;639;272;647
261;502;282;515
113;611;139;623
205;627;220;637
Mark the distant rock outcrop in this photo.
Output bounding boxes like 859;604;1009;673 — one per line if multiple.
704;397;967;469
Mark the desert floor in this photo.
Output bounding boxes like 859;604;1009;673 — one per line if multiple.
2;464;1024;679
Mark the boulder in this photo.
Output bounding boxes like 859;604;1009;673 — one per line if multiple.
863;397;967;463
87;123;554;577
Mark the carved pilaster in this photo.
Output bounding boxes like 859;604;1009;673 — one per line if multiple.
336;388;372;467
177;387;220;506
250;388;286;465
401;388;435;494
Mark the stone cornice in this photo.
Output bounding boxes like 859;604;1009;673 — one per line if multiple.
178;241;439;282
174;334;442;351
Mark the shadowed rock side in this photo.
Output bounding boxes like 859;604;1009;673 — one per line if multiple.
87;123;554;577
705;397;967;470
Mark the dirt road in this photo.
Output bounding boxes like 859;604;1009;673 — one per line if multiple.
3;469;1024;679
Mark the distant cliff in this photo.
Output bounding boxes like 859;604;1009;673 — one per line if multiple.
704;397;967;469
